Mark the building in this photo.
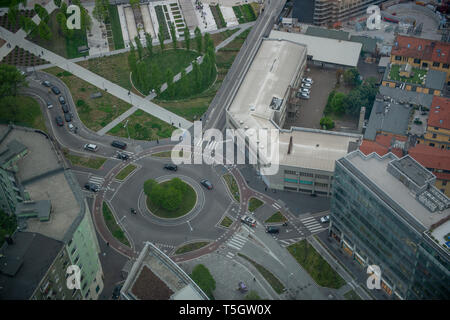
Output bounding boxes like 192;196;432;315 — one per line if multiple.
0;126;104;300
409;144;450;196
269;30;362;68
390;35;450;85
418;96;450;150
359;133;407;158
225;38;361;196
120;242;208;300
330;151;450;299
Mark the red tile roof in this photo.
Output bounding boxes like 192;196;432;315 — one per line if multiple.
428;96;450;130
359;134;406;157
408;144;450;172
391;35;450;64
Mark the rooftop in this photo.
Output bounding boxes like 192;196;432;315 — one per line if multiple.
269;30;362;67
305;26;350;41
408;144;450;181
427;96;450;130
425;69;447;90
121;242;208;300
0;140;27;168
379;86;434;107
392;35;450;64
349;35;378;54
359;133;407;158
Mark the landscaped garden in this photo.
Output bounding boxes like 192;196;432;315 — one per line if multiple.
108;4;125;50
144;177;196;218
210;5;226;29
265;212;287;223
175;241;209;254
190;264;216;299
232;5;256;24
223;173;240;202
0;95;47;133
287;240;346;289
102;202;130;247
220;216;233;228
389;64;427;85
115;164;137;181
248;197;263;212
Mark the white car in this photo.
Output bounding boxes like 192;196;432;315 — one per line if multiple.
320;215;330;223
302;77;313;84
299;93;310;99
47;102;53;109
68;123;74;131
299;88;310;94
301;82;312;89
241;215;256;227
84;143;98;152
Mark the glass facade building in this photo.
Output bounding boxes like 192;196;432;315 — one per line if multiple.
330;151;450;299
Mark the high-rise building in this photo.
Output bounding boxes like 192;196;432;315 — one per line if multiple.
330;150;450;299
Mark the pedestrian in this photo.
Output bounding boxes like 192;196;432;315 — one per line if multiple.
156;139;159;144
253;277;256;281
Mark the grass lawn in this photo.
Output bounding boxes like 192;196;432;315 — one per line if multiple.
108;5;125;50
344;290;362;300
232;6;246;24
107;109;175;141
238;253;285;294
175;241;209;254
265;212;287;223
245;290;261;300
0;210;17;247
0;95;47;132
102;202;130;247
146;180;196;218
223;173;240;202
248;197;263;212
241;4;257;22
62;149;106;169
44;67;132;132
151;150;172;158
190;264;216;300
115;164;137;180
389;64;426;84
220;216;233;228
287;240;346;289
210;28;239;48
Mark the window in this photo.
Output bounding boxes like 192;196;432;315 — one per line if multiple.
414;58;421;64
429;143;435;147
432;134;437;138
422;62;428;68
284;170;297;175
299;172;313;177
395;56;401;61
443;64;449;69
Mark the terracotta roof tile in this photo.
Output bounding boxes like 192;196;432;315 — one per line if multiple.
408;144;450;171
392;35;450;64
427;96;450;129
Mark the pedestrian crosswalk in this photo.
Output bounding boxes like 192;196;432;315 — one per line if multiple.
226;251;235;259
300;216;325;234
227;233;248;251
88;175;104;186
271;202;281;210
278;237;303;248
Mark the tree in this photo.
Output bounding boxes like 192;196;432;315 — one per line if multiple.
203;32;213;52
190;264;216;299
135;36;143;60
0;64;27;98
60;1;67;16
194;27;202;53
169;22;177;49
38;21;52;41
145;32;153;57
161;186;182;211
93;0;109;23
184;26;190;50
34;4;49;22
128;46;137;76
130;0;139;9
343;68;360;87
54;0;61;8
8;4;18;27
165;69;174;96
329;91;346;115
158;28;165;51
192;61;202;91
320;117;335;130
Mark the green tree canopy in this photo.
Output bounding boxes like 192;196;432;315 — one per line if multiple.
169;22;177;49
190;264;216;299
194;27;202;53
320;117;335;130
184;26;190;50
343;68;361;87
145;32;153;57
158;28;165;50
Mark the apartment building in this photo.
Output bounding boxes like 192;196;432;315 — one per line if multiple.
418;96;450;150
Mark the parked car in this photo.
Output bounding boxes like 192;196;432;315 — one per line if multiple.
302;77;313;84
299;88;310;94
51;86;60;94
58;96;66;104
84;143;98;152
61;104;69;113
68;123;74;131
200;179;213;190
47;102;53;109
112;284;123;300
55;115;64;127
164;163;178;171
320;215;330;224
111;140;127;150
84;182;99;192
64;112;72;122
266;226;279;234
301;82;312;89
42;80;51;87
299;92;310;99
241;215;256;227
117;152;129;160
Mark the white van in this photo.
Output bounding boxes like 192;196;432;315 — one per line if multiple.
84;143;98;152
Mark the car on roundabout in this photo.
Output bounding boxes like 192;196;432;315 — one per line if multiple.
200;179;213;190
241;215;256;227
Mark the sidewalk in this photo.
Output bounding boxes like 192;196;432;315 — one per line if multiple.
97;106;139;136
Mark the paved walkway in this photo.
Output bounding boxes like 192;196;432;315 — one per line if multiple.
97;105;139;136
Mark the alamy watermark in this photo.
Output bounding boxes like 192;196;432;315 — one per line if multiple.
66;5;81;30
366;265;381;290
366;5;381;30
66;265;81;290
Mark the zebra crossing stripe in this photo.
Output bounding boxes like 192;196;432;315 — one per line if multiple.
308;225;324;231
301;217;316;223
272;203;281;209
89;176;104;184
303;221;320;227
310;227;326;233
229;237;246;246
233;234;248;242
227;242;241;250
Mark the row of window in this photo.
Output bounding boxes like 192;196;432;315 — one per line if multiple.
394;56;450;69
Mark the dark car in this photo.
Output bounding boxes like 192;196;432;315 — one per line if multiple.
111;140;127;150
164;164;178;171
117;152;129;160
266;226;279;234
61;104;69;113
42;80;51;87
64;113;72;122
59;96;66;104
200;179;213;190
55;115;64;127
84;182;99;192
112;284;123;300
51;86;60;94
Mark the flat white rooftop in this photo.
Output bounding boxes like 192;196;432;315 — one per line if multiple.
269;30;362;68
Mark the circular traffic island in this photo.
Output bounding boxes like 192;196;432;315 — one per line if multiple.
144;177;197;219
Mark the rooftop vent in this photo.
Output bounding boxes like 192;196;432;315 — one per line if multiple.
250;105;255;112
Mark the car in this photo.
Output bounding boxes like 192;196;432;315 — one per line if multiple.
51;86;60;94
301;82;312;89
117;152;129;160
200;179;213;190
320;215;330;224
84;143;98;152
266;226;279;234
84;182;99;192
64;113;72;122
299;88;310;94
68;123;74;131
111;140;127;150
299;92;310;99
302;77;313;84
58;96;66;104
61;104;69;113
112;284;123;300
47;102;53;109
42;80;51;87
55;116;64;126
241;215;256;227
164;163;178;171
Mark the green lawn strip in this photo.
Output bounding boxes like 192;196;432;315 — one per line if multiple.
102;202;130;247
210;28;239;48
62;149;107;169
190;264;216;300
238;253;285;294
265;211;287;223
245;290;261;300
107;109;175;141
210;4;226;29
344;289;362;300
0;210;17;247
146;180;196;218
151;151;172;158
220;216;233;228
248;197;263;212
44;67;132;132
223;173;240;202
115;164;137;180
287;240;346;289
241;4;256;22
232;6;245;24
108;5;125;50
66;28;89;59
175;241;209;254
0;95;47;133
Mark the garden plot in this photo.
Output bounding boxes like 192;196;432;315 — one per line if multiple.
117;5;131;48
150;1;188;40
220;5;238;27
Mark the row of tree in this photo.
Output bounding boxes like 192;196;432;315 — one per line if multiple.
0;64;28;122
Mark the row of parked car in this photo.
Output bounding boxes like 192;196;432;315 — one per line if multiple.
296;77;313;100
42;80;74;126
